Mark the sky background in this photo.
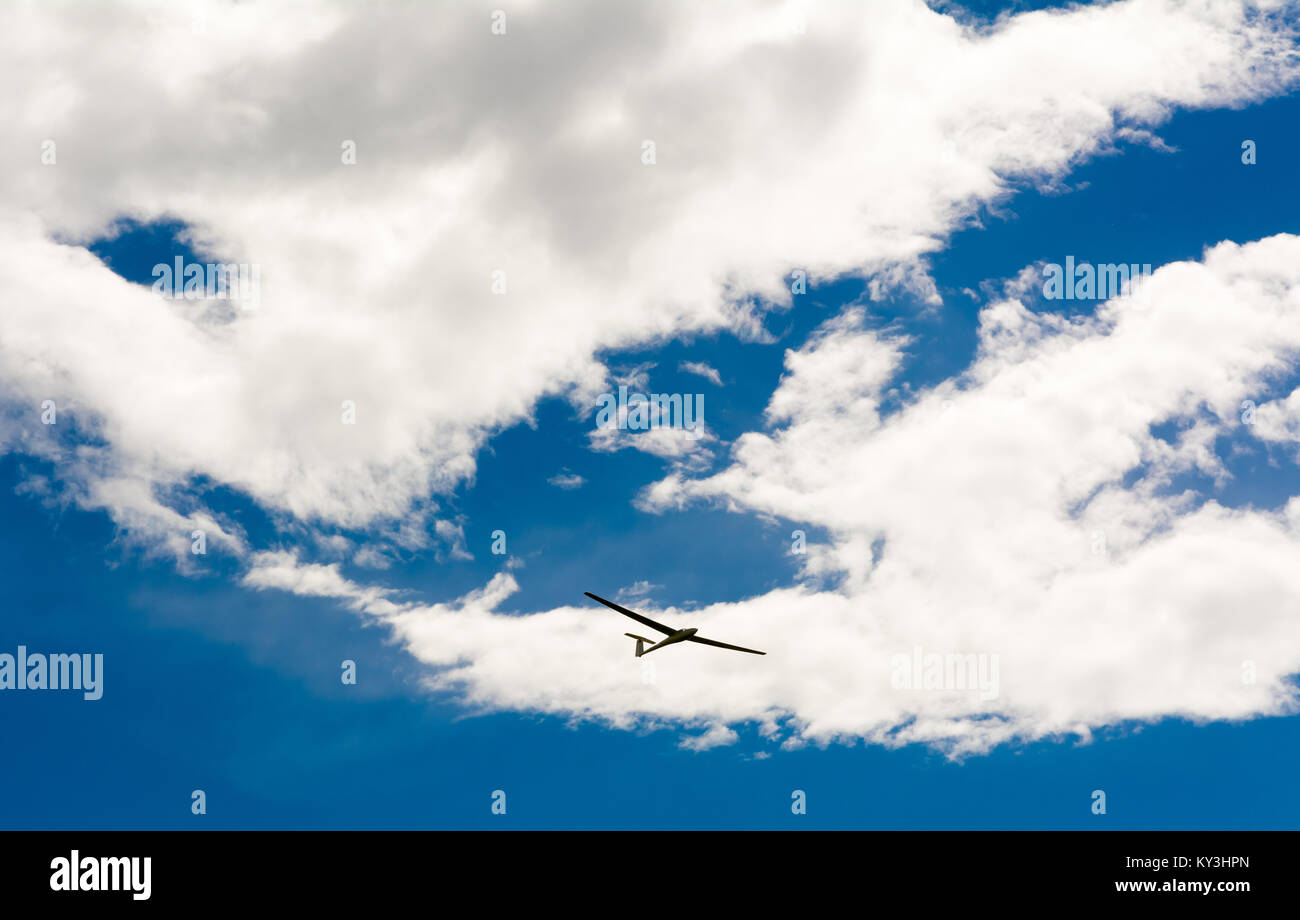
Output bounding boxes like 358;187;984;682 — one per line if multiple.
3;0;1300;828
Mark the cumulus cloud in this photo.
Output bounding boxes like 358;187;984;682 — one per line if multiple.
680;723;741;752
1251;387;1300;450
638;235;1300;753
248;236;1300;756
3;0;1296;552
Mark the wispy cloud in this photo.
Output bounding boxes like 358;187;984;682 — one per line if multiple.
679;361;722;386
614;580;662;603
547;470;585;490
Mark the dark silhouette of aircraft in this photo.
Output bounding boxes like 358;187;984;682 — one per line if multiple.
584;591;766;657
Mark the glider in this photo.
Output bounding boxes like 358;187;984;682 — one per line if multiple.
583;591;766;657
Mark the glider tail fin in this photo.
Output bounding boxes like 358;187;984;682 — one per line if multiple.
625;633;653;657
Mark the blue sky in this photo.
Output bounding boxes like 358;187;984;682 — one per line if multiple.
3;0;1300;829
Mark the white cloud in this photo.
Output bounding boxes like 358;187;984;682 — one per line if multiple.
547;470;586;490
615;580;663;603
2;0;1295;553
248;236;1300;756
638;235;1300;753
1251;387;1300;450
588;422;716;465
352;545;394;570
680;361;723;386
680;723;740;751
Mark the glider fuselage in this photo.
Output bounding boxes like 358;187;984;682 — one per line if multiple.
642;627;697;655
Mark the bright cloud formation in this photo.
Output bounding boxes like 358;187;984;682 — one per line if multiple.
2;0;1299;754
246;234;1300;755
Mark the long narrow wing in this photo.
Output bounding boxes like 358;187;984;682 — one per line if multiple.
687;635;766;655
584;592;677;636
